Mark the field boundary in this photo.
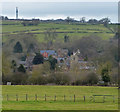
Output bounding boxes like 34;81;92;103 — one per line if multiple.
3;94;118;103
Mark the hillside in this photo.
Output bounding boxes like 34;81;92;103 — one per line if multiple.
2;20;116;43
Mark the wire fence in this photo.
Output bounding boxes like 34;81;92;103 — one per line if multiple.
2;94;118;103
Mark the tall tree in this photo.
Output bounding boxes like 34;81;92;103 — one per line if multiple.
27;43;35;53
13;41;23;53
64;35;69;43
65;16;74;24
11;60;17;72
101;67;110;83
80;17;86;23
32;53;44;65
44;28;57;48
17;64;26;73
48;55;57;70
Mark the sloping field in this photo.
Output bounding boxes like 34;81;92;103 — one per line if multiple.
2;20;115;43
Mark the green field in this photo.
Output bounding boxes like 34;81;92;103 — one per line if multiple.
2;85;118;110
2;20;116;43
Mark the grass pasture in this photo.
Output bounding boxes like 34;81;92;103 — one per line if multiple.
2;85;118;110
2;20;115;43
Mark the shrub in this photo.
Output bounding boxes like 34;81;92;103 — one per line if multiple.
11;73;28;85
48;72;70;85
86;72;99;85
28;76;48;85
74;72;99;86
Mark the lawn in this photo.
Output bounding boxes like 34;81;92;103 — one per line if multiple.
2;85;118;110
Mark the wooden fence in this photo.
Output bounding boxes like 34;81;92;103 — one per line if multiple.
3;94;118;103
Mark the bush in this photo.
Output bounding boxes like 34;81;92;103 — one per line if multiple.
11;73;28;85
86;72;99;85
48;72;70;85
74;72;99;86
28;76;48;85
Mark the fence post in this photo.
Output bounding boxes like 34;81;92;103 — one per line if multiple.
74;94;75;102
113;96;115;103
84;96;85;102
70;96;72;101
16;94;18;101
103;96;105;103
54;95;56;101
26;94;28;101
7;94;9;101
93;96;95;102
35;94;37;101
64;95;65;101
45;94;46;101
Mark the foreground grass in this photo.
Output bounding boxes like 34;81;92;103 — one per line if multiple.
2;100;118;110
2;85;118;110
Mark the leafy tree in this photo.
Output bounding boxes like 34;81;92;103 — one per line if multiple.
99;18;110;27
100;62;111;83
0;16;8;20
13;41;23;53
18;64;26;73
48;55;57;70
87;19;98;24
80;17;86;23
65;16;74;24
101;67;110;83
32;53;44;65
5;16;9;20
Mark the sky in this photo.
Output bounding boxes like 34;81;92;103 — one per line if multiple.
1;2;118;23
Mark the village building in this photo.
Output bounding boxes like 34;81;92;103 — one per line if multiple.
25;53;35;71
40;50;57;59
17;48;95;72
17;53;35;71
70;49;95;70
57;48;68;58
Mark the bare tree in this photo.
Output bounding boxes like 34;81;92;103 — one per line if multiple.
44;28;57;49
